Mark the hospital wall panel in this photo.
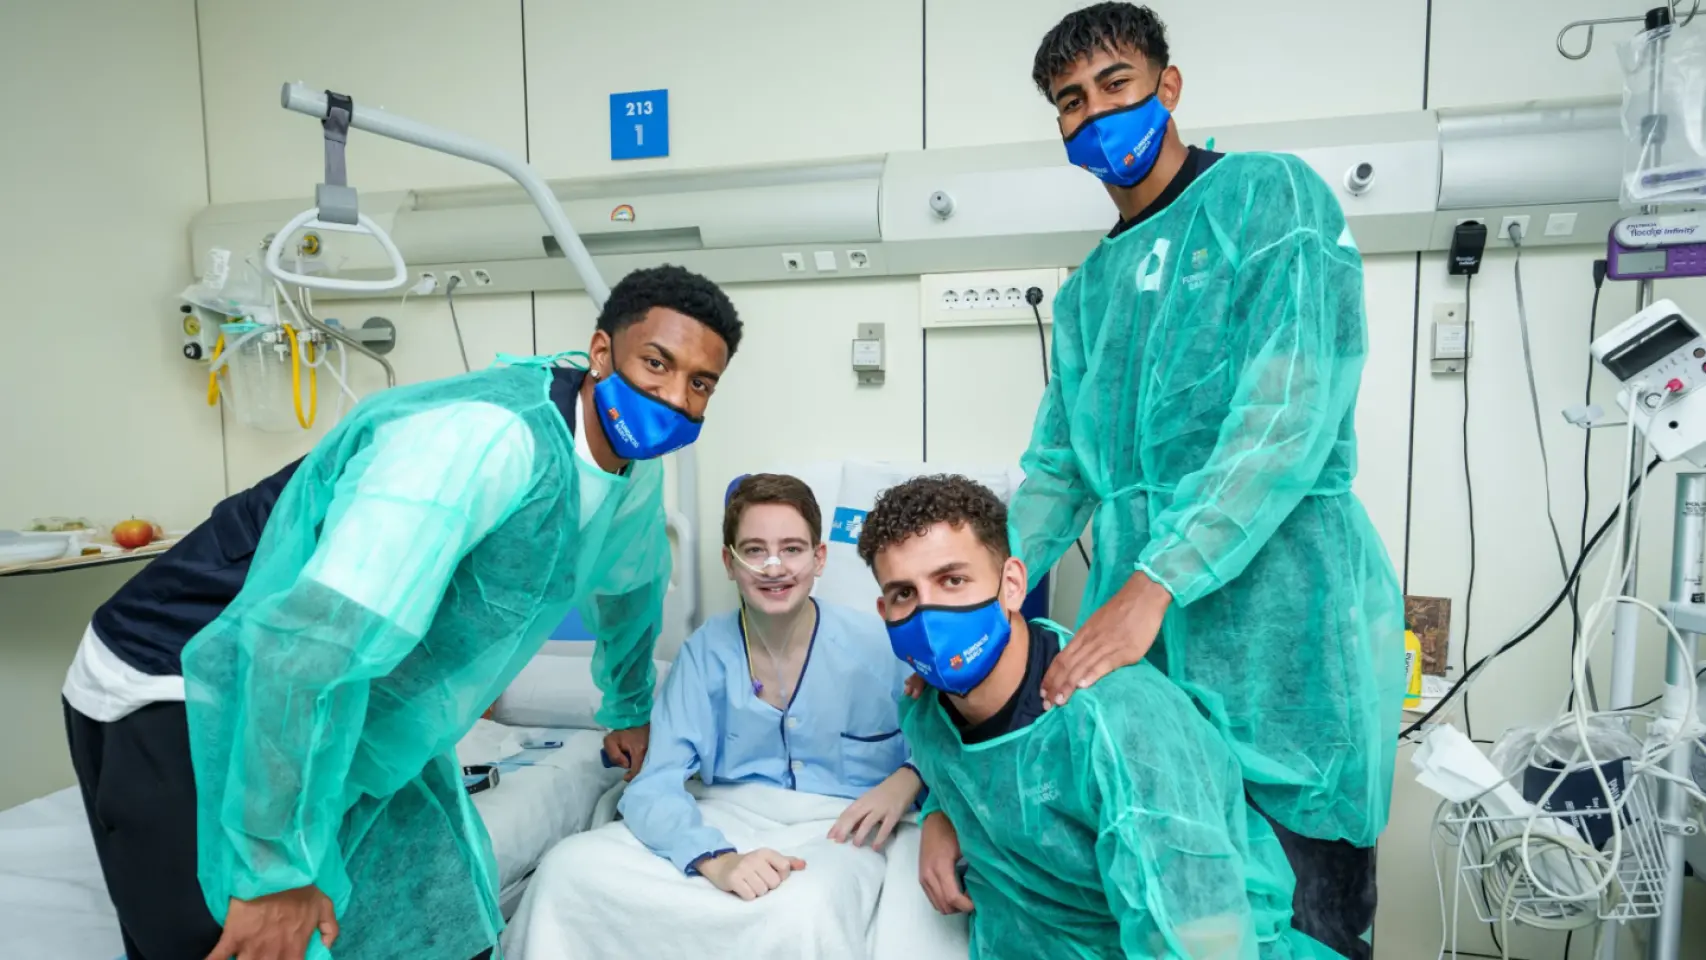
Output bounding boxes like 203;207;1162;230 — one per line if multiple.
0;0;222;529
922;0;1428;151
1351;255;1421;572
0;0;220;800
535;278;928;614
1428;0;1637;110
198;0;529;203
523;0;925;179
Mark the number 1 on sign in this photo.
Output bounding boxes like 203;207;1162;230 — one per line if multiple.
636;125;644;145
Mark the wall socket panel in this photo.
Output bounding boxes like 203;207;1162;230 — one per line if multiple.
920;268;1068;329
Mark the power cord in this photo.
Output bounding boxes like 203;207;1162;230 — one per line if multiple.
1399;457;1661;740
1462;273;1478;741
1508;224;1575;593
446;274;470;373
1027;285;1094;572
1570;259;1610;712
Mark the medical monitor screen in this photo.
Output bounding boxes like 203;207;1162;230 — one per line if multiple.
1616;250;1668;276
1603;314;1696;382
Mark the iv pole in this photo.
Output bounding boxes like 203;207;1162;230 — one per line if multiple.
1559;6;1696;960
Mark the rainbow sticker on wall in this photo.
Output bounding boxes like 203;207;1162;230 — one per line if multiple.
611;204;635;222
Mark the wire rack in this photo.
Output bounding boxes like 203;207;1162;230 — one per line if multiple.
1440;771;1670;926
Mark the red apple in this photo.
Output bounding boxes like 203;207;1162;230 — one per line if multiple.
112;519;155;550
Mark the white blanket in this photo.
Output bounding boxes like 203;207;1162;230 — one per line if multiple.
507;783;962;960
870;824;971;960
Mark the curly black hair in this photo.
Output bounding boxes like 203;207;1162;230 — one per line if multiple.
597;264;744;358
856;474;1009;571
1032;3;1169;100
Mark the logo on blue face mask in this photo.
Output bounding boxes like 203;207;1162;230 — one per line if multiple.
1063;91;1172;189
592;370;703;460
885;597;1013;697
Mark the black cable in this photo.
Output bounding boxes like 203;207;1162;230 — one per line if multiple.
1400;457;1662;740
1028;290;1094;572
1462;274;1477;740
1563;930;1574;960
1030;300;1051;387
446;275;471;373
1570;261;1609;712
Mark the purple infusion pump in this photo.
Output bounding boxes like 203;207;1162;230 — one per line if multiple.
1607;212;1706;281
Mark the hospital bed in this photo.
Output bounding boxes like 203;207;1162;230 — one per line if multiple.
0;652;680;960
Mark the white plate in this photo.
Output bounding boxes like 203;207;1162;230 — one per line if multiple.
0;531;75;566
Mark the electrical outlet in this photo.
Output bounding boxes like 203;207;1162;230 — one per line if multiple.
1499;215;1532;243
781;252;805;272
443;270;464;288
847;249;871;270
470;268;493;287
920;269;1062;328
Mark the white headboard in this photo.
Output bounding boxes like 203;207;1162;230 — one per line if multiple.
757;460;1030;616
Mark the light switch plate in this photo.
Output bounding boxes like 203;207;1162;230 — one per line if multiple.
1431;301;1471;374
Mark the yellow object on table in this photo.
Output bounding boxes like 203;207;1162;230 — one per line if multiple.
1403;629;1423;709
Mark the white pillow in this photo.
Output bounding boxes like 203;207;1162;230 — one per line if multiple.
491;655;672;729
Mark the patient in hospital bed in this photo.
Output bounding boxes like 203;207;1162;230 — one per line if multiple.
504;474;934;959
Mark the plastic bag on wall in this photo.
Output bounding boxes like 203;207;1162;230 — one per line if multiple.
1620;24;1706;206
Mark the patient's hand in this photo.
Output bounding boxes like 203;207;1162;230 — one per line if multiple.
829;767;921;851
903;674;926;699
698;849;807;901
602;724;651;782
918;812;972;915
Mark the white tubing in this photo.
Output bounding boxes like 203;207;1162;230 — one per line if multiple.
264;208;408;293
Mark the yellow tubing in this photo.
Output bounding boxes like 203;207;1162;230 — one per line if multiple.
283;324;318;429
206;334;226;406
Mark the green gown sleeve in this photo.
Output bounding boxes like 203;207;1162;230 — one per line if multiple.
1080;672;1268;958
1135;196;1367;606
583;459;669;730
199;403;536;903
1009;278;1099;589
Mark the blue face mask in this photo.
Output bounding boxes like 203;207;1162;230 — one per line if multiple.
592;369;703;460
885;597;1013;697
1062;87;1171;189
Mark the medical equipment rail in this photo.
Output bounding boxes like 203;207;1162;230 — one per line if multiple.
278;83;609;307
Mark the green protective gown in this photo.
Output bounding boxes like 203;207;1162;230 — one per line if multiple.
180;363;671;959
1008;151;1405;848
905;625;1325;959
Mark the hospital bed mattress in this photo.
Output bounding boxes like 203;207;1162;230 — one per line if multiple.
0;723;619;960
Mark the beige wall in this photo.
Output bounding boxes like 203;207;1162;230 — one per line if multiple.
0;0;217;804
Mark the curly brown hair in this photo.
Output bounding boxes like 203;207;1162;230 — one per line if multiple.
856;475;1009;570
723;474;822;547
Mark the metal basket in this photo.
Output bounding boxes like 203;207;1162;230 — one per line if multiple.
1439;769;1670;926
